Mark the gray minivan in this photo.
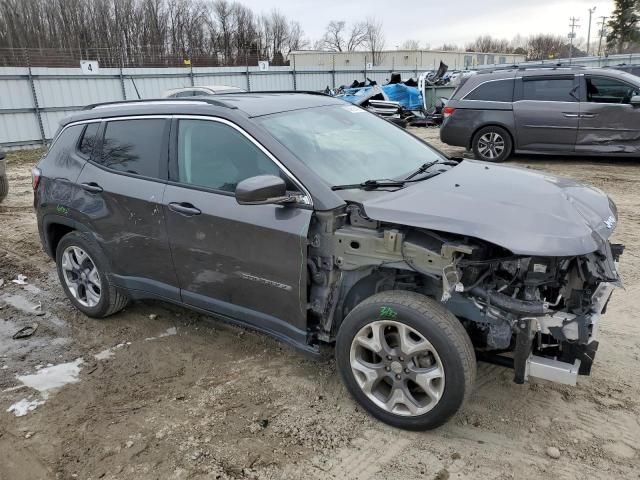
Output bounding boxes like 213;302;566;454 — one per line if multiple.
440;66;640;162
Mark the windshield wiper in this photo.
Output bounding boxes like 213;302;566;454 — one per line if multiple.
404;160;459;181
331;179;406;191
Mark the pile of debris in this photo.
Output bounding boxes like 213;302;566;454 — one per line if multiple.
325;62;477;128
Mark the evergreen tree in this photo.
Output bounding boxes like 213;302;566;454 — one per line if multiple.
607;0;640;53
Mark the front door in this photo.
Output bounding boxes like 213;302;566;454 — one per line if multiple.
513;75;580;152
577;75;640;154
163;117;312;344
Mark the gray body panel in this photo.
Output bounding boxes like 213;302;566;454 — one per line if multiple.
356;160;615;256
75;161;180;300
163;184;312;332
513;100;578;151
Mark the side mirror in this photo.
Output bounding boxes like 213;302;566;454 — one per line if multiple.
0;149;5;161
235;175;293;205
631;95;640;106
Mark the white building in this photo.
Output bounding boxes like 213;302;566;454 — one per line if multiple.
289;49;526;70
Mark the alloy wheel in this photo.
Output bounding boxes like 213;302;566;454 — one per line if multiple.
349;320;445;416
61;246;102;308
477;132;505;160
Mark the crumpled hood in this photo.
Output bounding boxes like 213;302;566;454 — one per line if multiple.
359;160;617;256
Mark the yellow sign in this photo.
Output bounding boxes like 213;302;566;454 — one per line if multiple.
183;59;191;65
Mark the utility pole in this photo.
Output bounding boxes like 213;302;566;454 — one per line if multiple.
568;17;580;63
597;16;608;57
586;7;596;56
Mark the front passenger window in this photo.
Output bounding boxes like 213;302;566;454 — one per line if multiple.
586;77;639;104
177;119;282;193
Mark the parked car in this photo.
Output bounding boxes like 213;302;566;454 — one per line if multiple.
0;149;8;203
440;66;640;162
33;94;622;430
162;85;245;98
606;63;640;78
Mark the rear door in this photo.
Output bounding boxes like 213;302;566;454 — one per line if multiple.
577;74;640;154
163;116;312;344
75;116;179;300
513;75;580;152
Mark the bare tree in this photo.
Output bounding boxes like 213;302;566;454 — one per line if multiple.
322;20;346;52
465;35;512;53
437;43;459;51
364;17;385;65
526;34;565;60
401;39;421;50
346;22;367;51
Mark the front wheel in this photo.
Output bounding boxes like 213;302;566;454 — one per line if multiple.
472;126;512;162
336;291;476;430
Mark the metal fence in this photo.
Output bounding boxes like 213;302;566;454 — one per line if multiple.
0;64;436;149
2;52;640;150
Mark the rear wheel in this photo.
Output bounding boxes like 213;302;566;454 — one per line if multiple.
336;291;476;430
472;126;512;162
56;231;128;318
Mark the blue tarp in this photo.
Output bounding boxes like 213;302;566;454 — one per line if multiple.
381;84;422;110
338;84;423;110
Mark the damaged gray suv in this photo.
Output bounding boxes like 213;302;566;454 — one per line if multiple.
33;93;623;430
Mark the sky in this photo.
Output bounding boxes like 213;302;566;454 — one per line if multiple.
240;0;615;49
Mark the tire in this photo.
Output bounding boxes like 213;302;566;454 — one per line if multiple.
336;291;476;430
0;174;8;203
55;231;128;318
472;125;512;162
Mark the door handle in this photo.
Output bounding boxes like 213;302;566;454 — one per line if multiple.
580;113;597;118
168;202;201;216
562;113;579;118
80;182;103;193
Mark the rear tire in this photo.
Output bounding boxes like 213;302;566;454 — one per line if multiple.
472;126;512;162
0;174;8;203
336;291;476;430
55;231;128;318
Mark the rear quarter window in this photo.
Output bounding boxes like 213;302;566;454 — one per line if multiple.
464;79;514;102
42;124;84;168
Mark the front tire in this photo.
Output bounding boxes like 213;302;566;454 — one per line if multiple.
472;126;512;162
55;231;128;318
336;291;476;430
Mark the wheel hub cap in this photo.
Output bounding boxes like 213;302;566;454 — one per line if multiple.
349;320;445;417
60;246;102;308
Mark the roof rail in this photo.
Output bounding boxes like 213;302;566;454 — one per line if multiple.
516;63;586;70
82;98;235;110
217;90;330;96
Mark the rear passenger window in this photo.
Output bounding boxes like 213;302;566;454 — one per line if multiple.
177;119;281;193
78;123;99;157
465;79;514;102
98;119;167;179
522;78;576;102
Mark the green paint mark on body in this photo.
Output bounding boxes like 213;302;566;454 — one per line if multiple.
56;204;69;215
379;306;397;319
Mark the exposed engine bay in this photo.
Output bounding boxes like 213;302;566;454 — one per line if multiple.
307;204;623;386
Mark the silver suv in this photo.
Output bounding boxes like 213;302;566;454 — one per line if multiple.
440;66;640;162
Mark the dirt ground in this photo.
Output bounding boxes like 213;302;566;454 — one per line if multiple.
1;129;639;480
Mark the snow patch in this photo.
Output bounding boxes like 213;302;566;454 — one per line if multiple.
145;327;177;341
16;358;83;398
7;398;45;417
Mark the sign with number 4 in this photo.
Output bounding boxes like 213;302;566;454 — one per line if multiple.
80;60;99;74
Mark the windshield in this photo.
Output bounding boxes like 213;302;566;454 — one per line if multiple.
257;105;445;186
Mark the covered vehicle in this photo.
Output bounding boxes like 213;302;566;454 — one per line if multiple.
34;93;622;430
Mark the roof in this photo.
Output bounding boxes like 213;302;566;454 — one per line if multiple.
209;92;342;116
61;92;344;126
